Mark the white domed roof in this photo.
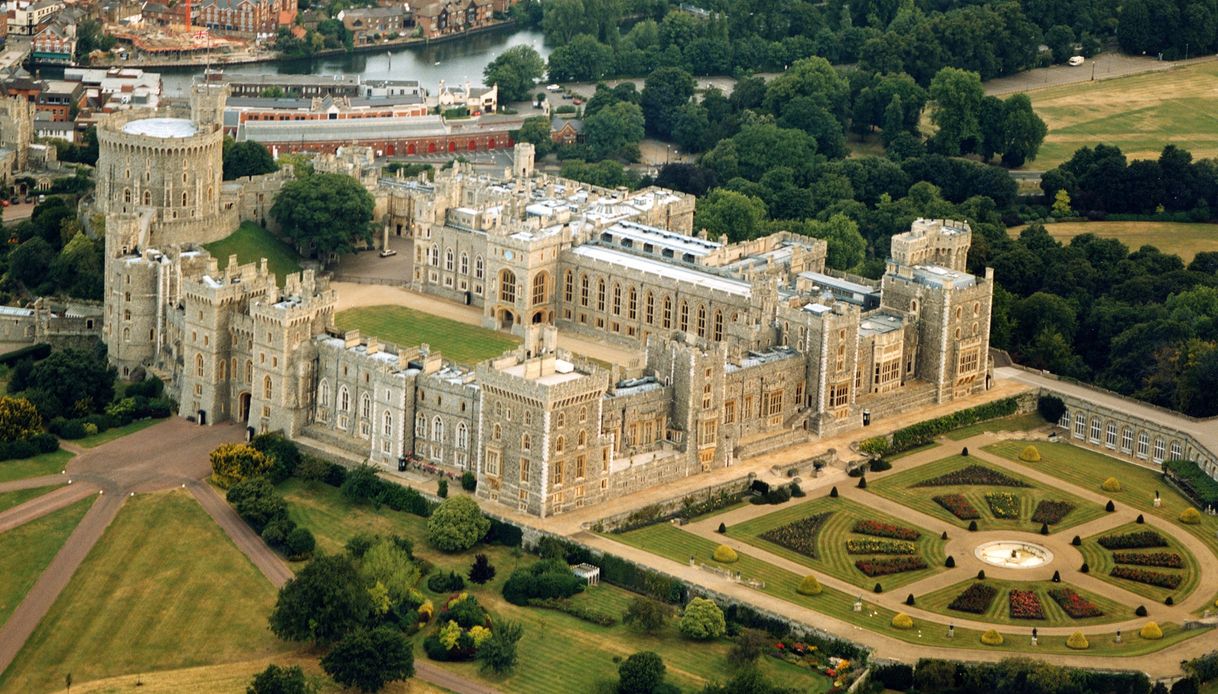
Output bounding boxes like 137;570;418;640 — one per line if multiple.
121;118;198;138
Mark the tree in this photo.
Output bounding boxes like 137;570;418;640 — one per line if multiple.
583;102;645;161
247;664;309;694
727;628;770;666
547;35;614;82
0;396;41;442
641;67;695;139
701;666;789;694
929;67;984;156
672;103;712;153
227;477;287;532
762;57;850;129
478;619;524;674
9;237;56;289
269;553;373;645
809;214;866;270
541;0;593;44
223;139;278;180
622;596;674;634
426;496;490;552
321;626;414;693
271;173;374;261
1045;25;1076;63
618;651;667;694
694;189;767;242
360;537;420;604
25;348;115;419
1001;94;1048;167
484;45;545;104
678;598;726;640
1052;189;1073;217
469;553;496;584
49;232;104;300
515;116;554;156
210;443;273;488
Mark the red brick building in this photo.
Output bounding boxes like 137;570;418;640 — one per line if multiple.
414;0;492;39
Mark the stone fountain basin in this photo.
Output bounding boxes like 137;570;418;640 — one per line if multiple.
974;540;1054;569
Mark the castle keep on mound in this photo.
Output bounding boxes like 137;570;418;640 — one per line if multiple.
97;85;994;517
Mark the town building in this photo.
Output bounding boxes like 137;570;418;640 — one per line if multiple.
414;0;493;39
8;0;63;36
338;4;413;45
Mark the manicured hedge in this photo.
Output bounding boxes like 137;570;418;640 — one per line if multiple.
1165;459;1218;508
860;398;1020;456
913;658;1150;693
0;432;58;462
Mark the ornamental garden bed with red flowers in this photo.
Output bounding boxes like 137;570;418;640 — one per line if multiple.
1112;551;1185;568
1097;530;1169;550
855;556;929;577
933;494;981;520
984;492;1021;519
851;519;921;541
758;512;834;559
912;464;1032;488
1110;566;1183;589
1031;500;1075;525
1047;588;1104;618
845;538;917;555
1008;589;1046;619
947;583;998;614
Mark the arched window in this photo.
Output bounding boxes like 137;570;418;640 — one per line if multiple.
612;283;622;315
597;279;606;311
218;360;226;380
318;379;330;406
556;435;565;453
142;190;150;206
245;361;253;384
432;416;444;442
556;412;565;428
663;296;672;328
181;191;188;207
564;271;573;302
578;430;587;447
339;386;350;412
679;300;689;332
713;310;724;341
532;272;547;306
360;393;371;418
456;422;468;449
123;187;131;203
460;252;469;275
475;255;484;279
416;413;426;437
628;287;637;319
645;292;655;324
445;247;454;271
580;273;590;307
263;375;273;399
194;353;204;377
522;433;531;451
499;270;517;303
696;305;706;337
579;406;587;423
428;246;439;266
383;411;392;435
493;423;502;441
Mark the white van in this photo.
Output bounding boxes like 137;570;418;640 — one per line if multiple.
1068;56;1085;66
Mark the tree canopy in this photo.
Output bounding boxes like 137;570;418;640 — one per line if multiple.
270;173;374;261
269;553;373;645
321;626;414;693
426;496;490;552
223;139;278;180
483;45;546;104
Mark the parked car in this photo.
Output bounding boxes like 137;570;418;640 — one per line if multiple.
561;93;573;100
546;84;561;91
379;249;398;257
1068;56;1085;66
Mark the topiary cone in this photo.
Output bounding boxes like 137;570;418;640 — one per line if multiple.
829;486;839;498
1019;445;1040;462
945;555;956;568
1140;622;1163;640
1066;631;1089;650
796;574;822;596
713;544;738;563
980;629;1003;646
905;593;915;606
891;612;914;629
1102;477;1121;492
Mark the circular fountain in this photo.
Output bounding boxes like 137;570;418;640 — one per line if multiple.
974;541;1053;569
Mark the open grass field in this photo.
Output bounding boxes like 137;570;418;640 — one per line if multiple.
0;449;73;484
987;440;1218;559
76;418;162;449
945;413;1048;441
727;495;947;589
0;484;57;512
0;497;92;628
335;305;519;366
203;222;303;285
867;455;1107;533
916;577;1136;628
1079;521;1200;603
607;523;1200;655
280;479;830;694
0;490;289;693
1027;60;1218;169
1009;221;1218;263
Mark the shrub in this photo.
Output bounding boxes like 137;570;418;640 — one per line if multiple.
438;479;448;498
962;447;969;457
796;575;822;595
1080;562;1089;573
1099;530;1168;549
873;582;884;593
713;544;738;563
209;443;272;489
870;459;892;472
427;496;490;552
789;481;805;497
968;520;978;531
829;486;838;498
945;555;956;568
905;593;915;606
1136;605;1148;617
1040;522;1050;535
428;571;466;593
251;433;301;483
977;570;986;580
857;475;867;489
1136;514;1145;524
1140;622;1163;640
1180;508;1202;524
1019;445;1041;462
284;527;316;561
1066;631;1089;650
872;663;914;692
1072;535;1081;546
468;554;496;585
248;664;309;694
460;470;477;492
1166;596;1175;606
623;596;674;633
679;598;726;640
1038;395;1066;424
1106;500;1115;512
1102;477;1122;492
980;629;1004;645
502;559;585;605
1051;570;1060;582
529;597;616;626
891;612;914;629
941;531;948;540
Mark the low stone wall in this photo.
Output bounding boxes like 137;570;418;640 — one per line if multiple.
592;474;754;533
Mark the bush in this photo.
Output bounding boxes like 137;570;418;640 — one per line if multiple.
872;663;914;692
717;522;727;533
284;527;315;561
251;433;301;483
797;575;822;595
891;612;914;629
980;629;1004;645
460;470;477;492
1137;514;1145;524
1180;507;1202;524
248;664;309;694
210;443;271;489
1072;535;1082;546
502;559;585;605
1106;500;1115;512
977;570;986;580
945;555;955;568
529;597;617;626
1037;395;1066;424
1040;522;1050;535
940;531;948;540
1136;605;1148;617
1066;631;1089;649
968;520;978;531
623;596;675;633
905;593;916;606
1102;477;1122;492
962;446;969;457
829;486;838;498
428;571;465;593
874;582;884;593
1019;445;1041;462
679;598;726;640
427;496;490;552
1051;570;1061;582
857;475;867;489
1140;622;1164;640
1166;596;1175;606
227;477;288;532
1165;459;1218;507
870;459;892;472
876;397;1020;454
261;517;294;548
438;479;448;498
1080;562;1089;573
713;544;738;563
468;554;496;585
341;464;382;504
789;481;805;497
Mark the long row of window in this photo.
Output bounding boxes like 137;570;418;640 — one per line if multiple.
563;271;727;340
428;246;484;280
1063;411;1182;463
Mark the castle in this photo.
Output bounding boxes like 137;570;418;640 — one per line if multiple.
97;84;995;518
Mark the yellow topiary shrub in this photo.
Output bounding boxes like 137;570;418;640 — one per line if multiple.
797;575;823;595
1102;477;1122;492
1019;445;1041;462
1180;508;1202;524
1139;622;1163;640
1066;631;1089;650
980;629;1004;646
891;613;914;630
713;544;739;563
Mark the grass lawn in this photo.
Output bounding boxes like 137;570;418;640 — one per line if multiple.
868;455;1106;533
76;418;162;449
987;440;1218;560
1009;221;1218;263
917;577;1135;627
0;497;92;628
727;495;947;590
0;449;73;484
0;490;290;693
1027;60;1218;168
0;484;58;512
280;478;430;556
1079;521;1199;603
945;413;1048;441
608;524;1202;656
335;305;519;366
203;222;303;285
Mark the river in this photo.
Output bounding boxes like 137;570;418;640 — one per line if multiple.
154;27;550;98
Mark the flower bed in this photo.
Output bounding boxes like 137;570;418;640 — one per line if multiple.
947;583;998;614
851;519;921;541
1009;589;1046;619
984;492;1021;519
934;494;981;520
855;557;929;577
1110;566;1183;589
758;512;834;559
845;538;918;555
1097;530;1169;550
1031;500;1075;525
1047;588;1103;618
1112;551;1185;569
913;464;1032;488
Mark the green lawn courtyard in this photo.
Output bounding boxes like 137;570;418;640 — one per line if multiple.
75;419;162;449
334;305;519;366
1078;522;1199;604
0;497;92;628
0;450;73;484
0;484;58;513
203;222;303;285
